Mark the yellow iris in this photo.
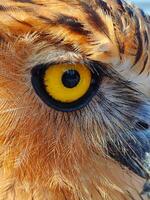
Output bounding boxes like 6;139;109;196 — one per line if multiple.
44;64;91;103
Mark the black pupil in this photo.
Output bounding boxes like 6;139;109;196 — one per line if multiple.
62;69;80;88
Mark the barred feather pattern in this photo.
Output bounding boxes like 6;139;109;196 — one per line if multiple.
0;0;149;199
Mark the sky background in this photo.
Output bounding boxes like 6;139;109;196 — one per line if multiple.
131;0;150;14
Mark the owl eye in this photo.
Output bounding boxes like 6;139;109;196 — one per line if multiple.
31;63;100;112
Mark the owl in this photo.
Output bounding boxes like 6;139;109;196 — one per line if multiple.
0;0;150;199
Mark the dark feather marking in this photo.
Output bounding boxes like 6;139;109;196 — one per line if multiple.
112;12;124;31
139;55;148;75
9;15;33;27
57;15;91;35
13;0;44;6
96;0;112;14
0;5;7;11
116;0;126;13
115;28;125;54
38;16;54;24
15;19;33;27
0;5;22;11
133;16;143;66
0;4;34;13
95;187;103;198
81;3;110;40
139;8;147;20
125;5;134;17
144;31;149;47
13;0;33;2
110;15;124;59
38;15;91;36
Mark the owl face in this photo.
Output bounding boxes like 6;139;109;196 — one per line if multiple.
0;0;150;199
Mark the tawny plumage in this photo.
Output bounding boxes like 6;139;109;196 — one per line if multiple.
0;0;150;199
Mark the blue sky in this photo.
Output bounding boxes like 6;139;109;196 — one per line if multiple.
131;0;150;14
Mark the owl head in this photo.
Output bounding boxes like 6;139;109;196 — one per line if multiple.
0;0;150;199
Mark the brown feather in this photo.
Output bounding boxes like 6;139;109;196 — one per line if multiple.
0;0;149;199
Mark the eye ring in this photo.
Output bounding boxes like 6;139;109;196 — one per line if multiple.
31;63;100;112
